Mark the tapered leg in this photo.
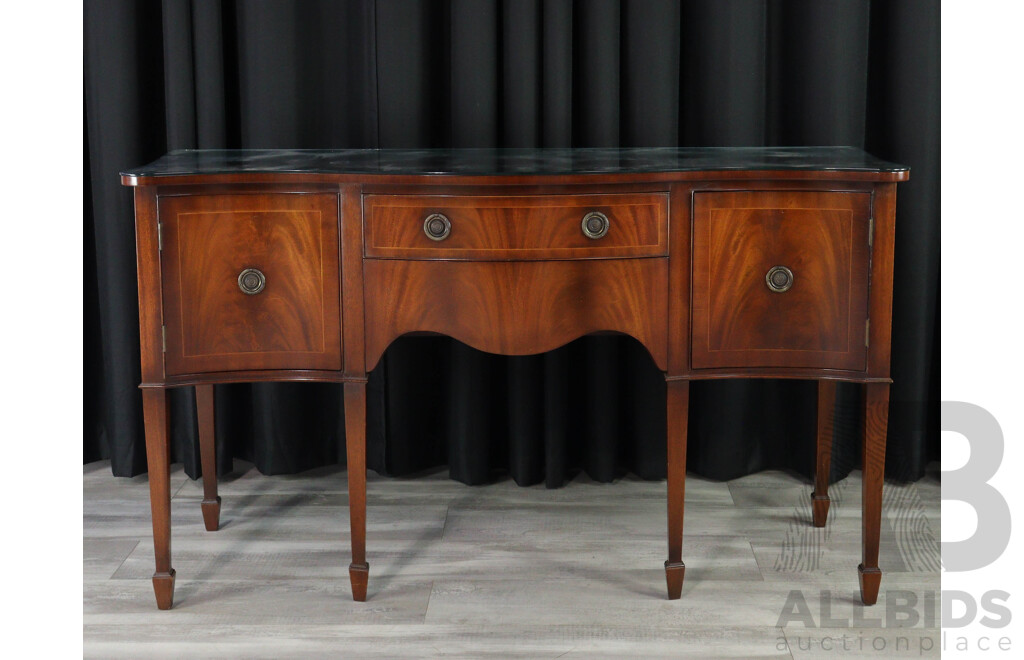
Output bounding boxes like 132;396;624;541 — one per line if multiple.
142;388;176;610
812;380;837;527
196;384;221;532
344;381;369;602
859;382;890;605
665;379;689;600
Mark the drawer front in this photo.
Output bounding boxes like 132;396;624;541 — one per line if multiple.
159;193;341;375
363;193;668;259
363;258;669;371
691;191;870;371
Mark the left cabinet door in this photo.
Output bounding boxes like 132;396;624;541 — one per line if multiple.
159;192;342;376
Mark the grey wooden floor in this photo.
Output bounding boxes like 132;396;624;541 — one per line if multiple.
84;460;940;659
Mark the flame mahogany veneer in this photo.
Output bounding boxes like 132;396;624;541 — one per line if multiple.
122;147;907;610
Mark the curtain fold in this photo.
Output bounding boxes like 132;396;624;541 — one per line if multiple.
85;0;940;486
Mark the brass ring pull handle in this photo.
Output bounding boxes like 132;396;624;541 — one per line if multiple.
238;268;266;295
423;213;452;241
581;211;610;239
765;265;794;293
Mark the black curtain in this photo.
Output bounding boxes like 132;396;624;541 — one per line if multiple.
84;0;939;486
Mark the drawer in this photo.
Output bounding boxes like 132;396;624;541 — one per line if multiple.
691;191;871;371
363;193;668;259
158;193;341;375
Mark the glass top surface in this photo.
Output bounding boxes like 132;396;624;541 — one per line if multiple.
123;146;907;178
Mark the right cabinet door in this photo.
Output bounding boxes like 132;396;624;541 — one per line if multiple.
691;190;871;371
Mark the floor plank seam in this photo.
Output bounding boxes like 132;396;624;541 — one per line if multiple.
748;539;769;581
779;627;797;660
422;580;436;623
439;504;451;541
106;539;141;580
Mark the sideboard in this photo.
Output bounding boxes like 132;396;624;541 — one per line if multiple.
120;147;908;610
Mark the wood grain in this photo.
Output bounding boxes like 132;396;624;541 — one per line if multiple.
666;183;692;375
860;382;890;605
340;184;365;378
665;379;689;599
141;388;175;609
132;187;164;384
195;384;221;532
812;380;836;527
141;370;359;389
691;190;871;371
866;183;898;378
362;258;669;371
363;193;668;259
159;193;341;375
344;381;369;602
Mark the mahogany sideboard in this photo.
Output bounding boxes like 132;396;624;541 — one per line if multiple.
120;147;908;610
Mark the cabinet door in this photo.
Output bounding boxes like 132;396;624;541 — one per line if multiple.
159;193;341;375
691;190;870;371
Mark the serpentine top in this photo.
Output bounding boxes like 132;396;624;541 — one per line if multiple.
123;146;907;178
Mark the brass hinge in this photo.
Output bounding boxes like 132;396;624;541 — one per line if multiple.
868;215;874;247
162;325;167;352
865;319;870;347
158;222;164;251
